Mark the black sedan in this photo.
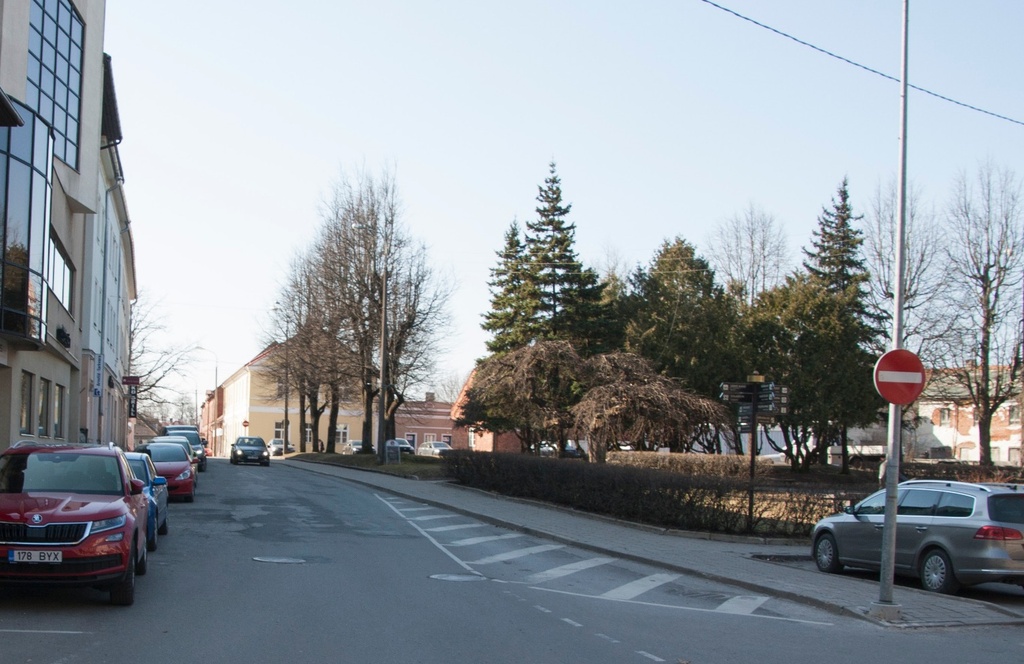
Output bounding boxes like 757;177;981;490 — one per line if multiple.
230;436;271;466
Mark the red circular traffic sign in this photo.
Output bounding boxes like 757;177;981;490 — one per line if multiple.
874;349;926;405
242;420;250;428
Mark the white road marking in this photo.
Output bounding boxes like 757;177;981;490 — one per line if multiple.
535;605;552;613
0;629;87;634
398;507;434;513
637;651;665;662
531;586;832;625
600;573;680;600
562;618;583;627
410;514;461;522
525;557;615;584
467;544;564;565
595;633;621;644
716;595;770;614
424;523;488;533
449;533;525;547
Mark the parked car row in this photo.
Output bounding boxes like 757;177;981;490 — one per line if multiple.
0;436;207;607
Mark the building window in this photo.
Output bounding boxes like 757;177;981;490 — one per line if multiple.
441;434;452;444
25;0;84;167
20;371;33;435
939;408;951;426
1;100;52;345
405;433;416;447
53;384;65;438
304;425;312;445
37;378;50;437
274;421;284;439
1009;405;1020;426
424;433;436;443
47;234;73;312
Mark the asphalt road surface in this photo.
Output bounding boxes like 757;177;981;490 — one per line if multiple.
2;459;1022;664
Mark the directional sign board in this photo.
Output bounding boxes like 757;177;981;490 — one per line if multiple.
874;349;926;405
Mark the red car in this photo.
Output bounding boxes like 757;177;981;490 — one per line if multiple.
135;442;196;503
0;442;149;605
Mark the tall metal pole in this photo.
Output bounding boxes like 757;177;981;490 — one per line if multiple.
870;0;909;622
284;316;290;455
377;265;388;464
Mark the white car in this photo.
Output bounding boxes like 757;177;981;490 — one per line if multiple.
417;441;453;457
268;439;295;456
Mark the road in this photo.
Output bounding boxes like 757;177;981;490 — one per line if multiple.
1;459;1022;663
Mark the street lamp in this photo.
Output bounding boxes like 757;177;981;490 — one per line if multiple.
377;255;389;464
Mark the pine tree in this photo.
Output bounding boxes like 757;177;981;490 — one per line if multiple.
803;178;870;298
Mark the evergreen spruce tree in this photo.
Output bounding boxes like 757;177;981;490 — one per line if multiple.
524;162;610;355
801;179;884;469
482;220;540;354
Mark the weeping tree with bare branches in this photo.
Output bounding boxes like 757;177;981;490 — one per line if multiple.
572;352;731;462
460;341;728;462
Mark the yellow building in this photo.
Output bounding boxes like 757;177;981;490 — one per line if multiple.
200;346;363;457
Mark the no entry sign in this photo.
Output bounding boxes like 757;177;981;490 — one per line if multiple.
874;349;926;405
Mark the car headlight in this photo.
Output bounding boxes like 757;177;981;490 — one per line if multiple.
176;468;192;480
92;514;127;534
261;451;269;457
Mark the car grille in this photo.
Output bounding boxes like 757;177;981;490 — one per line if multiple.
0;521;89;545
0;554;123;579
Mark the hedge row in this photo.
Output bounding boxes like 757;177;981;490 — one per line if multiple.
441;451;874;538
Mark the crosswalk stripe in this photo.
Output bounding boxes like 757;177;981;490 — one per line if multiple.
599;574;680;600
467;544;564;565
716;595;770;614
424;523;488;533
410;514;461;522
525;557;615;584
449;533;525;547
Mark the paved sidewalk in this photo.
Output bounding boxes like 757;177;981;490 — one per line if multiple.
285;459;1024;628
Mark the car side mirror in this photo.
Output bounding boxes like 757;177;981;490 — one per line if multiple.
152;476;167;486
129;478;145;495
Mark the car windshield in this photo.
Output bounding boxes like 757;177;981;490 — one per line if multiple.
0;453;122;495
147;445;188;462
127;458;148;480
238;438;265;447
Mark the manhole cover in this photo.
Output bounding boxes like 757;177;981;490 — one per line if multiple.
253;556;306;564
430;573;487;582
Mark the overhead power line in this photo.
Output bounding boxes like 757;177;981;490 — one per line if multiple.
700;0;1024;127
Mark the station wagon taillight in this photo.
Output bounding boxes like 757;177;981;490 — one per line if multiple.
974;526;1024;541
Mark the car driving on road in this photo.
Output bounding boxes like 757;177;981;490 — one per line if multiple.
232;436;271;466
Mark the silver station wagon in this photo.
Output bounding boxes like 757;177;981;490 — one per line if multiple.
811;479;1024;594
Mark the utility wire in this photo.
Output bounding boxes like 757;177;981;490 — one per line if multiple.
700;0;1024;127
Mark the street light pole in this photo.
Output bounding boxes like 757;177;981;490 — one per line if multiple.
377;263;388;464
284;315;290;456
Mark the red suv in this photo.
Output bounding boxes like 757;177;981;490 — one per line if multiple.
0;442;149;605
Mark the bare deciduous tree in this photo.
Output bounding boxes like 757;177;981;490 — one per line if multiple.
707;203;790;307
862;179;951;361
936;162;1024;466
129;290;197;417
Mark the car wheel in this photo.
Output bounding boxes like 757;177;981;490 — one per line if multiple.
813;533;843;574
185;486;195;503
261;461;270;466
147;527;158;552
920;548;959;594
158;515;168;536
109;545;136;606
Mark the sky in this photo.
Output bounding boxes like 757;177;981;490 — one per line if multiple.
101;1;1024;401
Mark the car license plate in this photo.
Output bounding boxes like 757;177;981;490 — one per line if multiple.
8;549;62;563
